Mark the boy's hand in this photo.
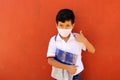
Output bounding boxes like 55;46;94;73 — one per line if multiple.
67;65;78;75
74;30;87;44
74;30;95;53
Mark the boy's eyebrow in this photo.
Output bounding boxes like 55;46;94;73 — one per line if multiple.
59;23;63;25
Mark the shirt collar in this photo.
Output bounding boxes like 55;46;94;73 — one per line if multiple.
56;33;75;41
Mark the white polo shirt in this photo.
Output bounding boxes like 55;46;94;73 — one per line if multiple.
47;33;86;75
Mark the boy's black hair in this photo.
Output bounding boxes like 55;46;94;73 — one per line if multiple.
56;9;75;24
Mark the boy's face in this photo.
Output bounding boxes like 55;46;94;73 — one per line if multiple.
56;20;74;29
56;20;74;37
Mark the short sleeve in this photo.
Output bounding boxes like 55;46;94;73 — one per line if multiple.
47;36;56;58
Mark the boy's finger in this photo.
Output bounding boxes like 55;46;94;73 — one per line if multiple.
80;30;84;36
74;65;78;68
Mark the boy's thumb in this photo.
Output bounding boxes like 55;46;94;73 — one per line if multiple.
80;30;84;36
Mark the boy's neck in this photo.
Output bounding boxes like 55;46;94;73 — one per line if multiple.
59;34;71;42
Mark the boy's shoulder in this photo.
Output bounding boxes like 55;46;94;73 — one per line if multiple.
49;35;57;42
72;32;79;35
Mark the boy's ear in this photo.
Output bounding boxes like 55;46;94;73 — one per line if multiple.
55;23;58;27
73;23;75;26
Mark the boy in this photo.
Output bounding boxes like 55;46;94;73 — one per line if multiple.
47;9;95;80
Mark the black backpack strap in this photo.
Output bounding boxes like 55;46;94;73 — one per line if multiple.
54;35;57;41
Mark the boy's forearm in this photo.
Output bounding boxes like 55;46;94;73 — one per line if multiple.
48;58;69;70
84;39;95;54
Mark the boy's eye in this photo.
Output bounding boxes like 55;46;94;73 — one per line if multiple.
59;24;63;26
66;25;71;28
66;25;70;27
59;24;63;28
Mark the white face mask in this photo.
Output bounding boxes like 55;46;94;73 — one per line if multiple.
57;28;72;37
